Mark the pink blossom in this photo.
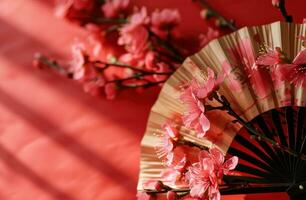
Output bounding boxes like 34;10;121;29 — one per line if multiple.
186;148;238;200
161;146;199;185
196;68;223;99
303;18;306;23
73;0;94;10
145;51;158;70
180;80;210;137
118;7;150;58
85;23;104;57
125;7;150;29
118;25;149;57
156;123;179;164
255;47;284;66
136;192;152;200
82;74;105;96
186;157;219;199
104;83;117;100
151;9;180;38
256;46;306;88
200;148;238;179
163;123;179;139
119;53;145;67
199;28;219;47
102;0;129;18
275;49;306;88
69;43;87;80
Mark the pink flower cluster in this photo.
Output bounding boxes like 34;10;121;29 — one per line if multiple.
118;7;181;75
52;0;184;99
142;135;238;200
102;0;130;18
156;123;200;185
186;148;238;200
255;45;306;88
180;68;223;138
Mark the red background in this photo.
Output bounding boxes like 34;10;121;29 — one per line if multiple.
0;0;305;199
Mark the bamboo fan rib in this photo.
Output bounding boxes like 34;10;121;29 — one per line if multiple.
138;21;306;193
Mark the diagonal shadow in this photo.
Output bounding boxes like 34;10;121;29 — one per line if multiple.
0;87;136;194
0;143;76;200
0;17;158;137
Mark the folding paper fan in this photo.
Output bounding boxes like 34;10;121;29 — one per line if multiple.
137;21;306;200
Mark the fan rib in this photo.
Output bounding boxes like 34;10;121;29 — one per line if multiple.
253;116;288;172
228;147;282;177
234;134;279;168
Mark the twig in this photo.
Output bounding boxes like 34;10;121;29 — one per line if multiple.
193;0;237;31
93;61;174;75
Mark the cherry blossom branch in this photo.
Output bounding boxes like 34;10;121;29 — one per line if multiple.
149;30;185;63
33;54;171;90
86;18;185;63
193;0;237;31
210;92;306;161
93;60;174;75
176;138;208;150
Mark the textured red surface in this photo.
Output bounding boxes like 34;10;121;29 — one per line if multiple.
0;0;305;199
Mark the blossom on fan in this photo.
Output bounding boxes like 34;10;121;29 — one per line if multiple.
199;28;219;47
196;68;224;99
256;46;306;88
180;80;210;137
221;61;243;91
275;49;306;88
229;38;275;98
151;9;180;38
102;0;130;18
255;47;285;66
136;192;152;200
118;7;150;58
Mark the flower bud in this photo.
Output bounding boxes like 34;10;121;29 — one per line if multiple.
200;9;213;19
167;191;177;200
272;0;280;8
215;18;227;28
154;181;164;191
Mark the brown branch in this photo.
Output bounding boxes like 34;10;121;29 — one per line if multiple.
194;0;237;31
278;0;293;22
